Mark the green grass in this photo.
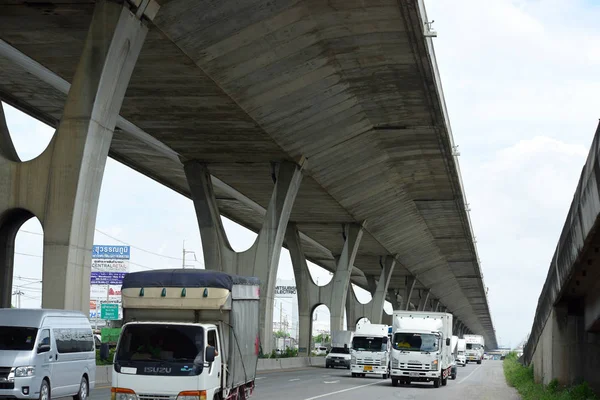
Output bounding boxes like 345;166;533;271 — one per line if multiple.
503;352;597;400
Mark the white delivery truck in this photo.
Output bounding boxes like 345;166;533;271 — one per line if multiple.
464;334;485;364
390;311;453;388
326;330;353;369
112;269;260;400
456;338;466;366
350;323;390;379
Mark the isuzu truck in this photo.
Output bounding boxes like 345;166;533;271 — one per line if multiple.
112;269;260;400
390;311;453;388
326;330;353;369
464;334;485;364
350;324;390;379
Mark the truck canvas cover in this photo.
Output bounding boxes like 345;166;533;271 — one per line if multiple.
122;269;259;290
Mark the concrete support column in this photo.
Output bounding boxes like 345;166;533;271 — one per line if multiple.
0;0;152;310
329;225;364;331
434;300;440;312
185;160;304;355
346;255;396;329
370;256;395;323
403;276;416;310
388;289;401;310
286;222;363;356
417;290;430;311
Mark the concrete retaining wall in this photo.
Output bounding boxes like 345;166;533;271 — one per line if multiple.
95;357;325;386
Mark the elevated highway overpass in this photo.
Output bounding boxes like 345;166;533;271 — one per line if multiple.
523;122;600;393
0;0;497;352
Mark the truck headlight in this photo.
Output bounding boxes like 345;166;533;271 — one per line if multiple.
111;388;137;400
432;359;439;369
380;355;387;365
351;355;356;365
14;366;35;377
177;391;207;400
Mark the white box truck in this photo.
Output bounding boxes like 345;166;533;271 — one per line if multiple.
350;323;390;379
112;269;260;400
464;334;485;364
390;311;453;388
326;330;353;369
456;338;466;366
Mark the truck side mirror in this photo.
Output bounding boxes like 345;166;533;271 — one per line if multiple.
446;338;450;346
206;346;216;363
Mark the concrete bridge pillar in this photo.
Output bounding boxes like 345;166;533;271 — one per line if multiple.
286;222;363;356
417;290;431;311
0;0;152;310
346;255;396;330
185;160;304;355
402;276;416;310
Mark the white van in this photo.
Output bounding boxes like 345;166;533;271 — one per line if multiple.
0;309;96;400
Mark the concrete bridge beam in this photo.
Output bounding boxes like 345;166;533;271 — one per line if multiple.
0;0;151;310
185;160;305;355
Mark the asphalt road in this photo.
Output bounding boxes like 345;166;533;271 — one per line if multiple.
89;361;519;400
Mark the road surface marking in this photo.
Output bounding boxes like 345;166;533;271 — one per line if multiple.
304;381;384;400
458;365;482;384
323;380;339;384
255;377;266;380
289;378;300;381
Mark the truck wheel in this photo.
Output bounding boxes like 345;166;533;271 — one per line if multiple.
477;360;482;365
392;378;398;387
442;375;448;386
433;377;441;388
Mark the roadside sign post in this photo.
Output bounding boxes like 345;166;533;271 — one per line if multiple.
101;303;119;320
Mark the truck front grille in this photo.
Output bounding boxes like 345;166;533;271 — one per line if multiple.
138;395;176;400
399;363;431;370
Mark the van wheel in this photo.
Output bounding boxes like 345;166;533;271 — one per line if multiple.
39;380;50;400
74;376;88;400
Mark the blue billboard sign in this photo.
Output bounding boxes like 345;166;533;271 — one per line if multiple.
92;245;130;260
91;272;127;285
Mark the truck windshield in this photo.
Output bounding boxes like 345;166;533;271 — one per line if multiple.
115;324;204;376
0;327;38;351
467;344;482;350
329;347;350;354
393;333;439;352
352;336;386;352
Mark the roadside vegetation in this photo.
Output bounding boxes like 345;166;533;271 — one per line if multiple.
503;352;597;400
96;347;116;365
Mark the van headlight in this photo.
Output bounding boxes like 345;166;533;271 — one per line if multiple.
14;366;35;377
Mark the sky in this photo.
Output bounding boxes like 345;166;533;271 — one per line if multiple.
5;0;600;349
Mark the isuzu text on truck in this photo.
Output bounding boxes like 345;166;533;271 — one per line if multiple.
326;330;353;369
350;324;390;379
112;269;260;400
464;334;485;364
390;311;453;388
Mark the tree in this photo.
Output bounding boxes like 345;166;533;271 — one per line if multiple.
313;333;330;345
274;330;288;338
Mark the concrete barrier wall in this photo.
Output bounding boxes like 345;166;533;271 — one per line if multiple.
95;357;326;386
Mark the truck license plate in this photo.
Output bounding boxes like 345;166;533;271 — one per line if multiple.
364;366;373;372
409;372;420;377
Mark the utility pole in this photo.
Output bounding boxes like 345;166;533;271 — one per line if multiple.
12;290;24;308
280;301;283;334
182;240;197;269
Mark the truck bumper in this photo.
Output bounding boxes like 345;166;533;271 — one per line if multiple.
351;365;388;376
391;368;440;382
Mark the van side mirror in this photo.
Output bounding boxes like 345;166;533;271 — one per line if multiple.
205;346;216;363
38;344;51;354
446;338;451;346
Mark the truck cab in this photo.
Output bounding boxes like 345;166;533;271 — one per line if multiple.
464;334;485;364
112;269;260;400
350;324;390;379
390;311;453;388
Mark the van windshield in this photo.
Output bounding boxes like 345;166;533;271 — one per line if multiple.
115;324;205;376
330;347;350;354
0;327;38;351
